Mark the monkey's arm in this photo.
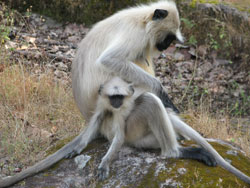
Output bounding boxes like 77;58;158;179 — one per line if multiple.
98;44;159;90
97;42;179;113
97;116;125;180
66;110;105;158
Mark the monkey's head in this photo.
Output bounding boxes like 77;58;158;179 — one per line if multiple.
98;77;134;109
146;1;184;52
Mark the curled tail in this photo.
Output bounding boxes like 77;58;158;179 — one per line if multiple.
0;135;81;188
169;112;250;184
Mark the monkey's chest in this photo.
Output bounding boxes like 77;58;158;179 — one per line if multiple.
134;57;155;76
100;117;116;142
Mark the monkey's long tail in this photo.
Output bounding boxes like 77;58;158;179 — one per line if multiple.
169;113;250;185
0;135;81;188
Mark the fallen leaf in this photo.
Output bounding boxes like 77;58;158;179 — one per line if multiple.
51;126;58;134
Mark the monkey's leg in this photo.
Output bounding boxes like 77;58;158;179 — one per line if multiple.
143;93;216;166
164;111;216;166
66;111;104;158
97;118;125;181
138;93;179;158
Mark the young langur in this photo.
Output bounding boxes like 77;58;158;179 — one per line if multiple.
93;77;217;180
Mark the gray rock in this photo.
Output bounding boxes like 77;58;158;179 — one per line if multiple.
11;139;250;188
74;155;91;169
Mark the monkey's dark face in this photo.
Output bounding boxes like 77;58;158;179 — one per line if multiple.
150;8;183;52
108;95;125;109
156;34;176;51
99;77;134;109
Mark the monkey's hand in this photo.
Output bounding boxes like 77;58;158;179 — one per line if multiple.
64;140;88;158
158;85;179;113
97;166;110;181
179;147;217;167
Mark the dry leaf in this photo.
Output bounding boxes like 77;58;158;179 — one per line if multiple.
51;126;58;134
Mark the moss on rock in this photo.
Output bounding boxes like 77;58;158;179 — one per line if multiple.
16;138;250;187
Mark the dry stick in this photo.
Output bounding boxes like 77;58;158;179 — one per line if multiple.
178;55;198;104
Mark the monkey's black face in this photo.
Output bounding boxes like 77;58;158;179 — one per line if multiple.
109;95;125;108
156;34;176;51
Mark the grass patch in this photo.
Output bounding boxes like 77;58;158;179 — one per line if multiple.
182;102;250;156
0;47;84;174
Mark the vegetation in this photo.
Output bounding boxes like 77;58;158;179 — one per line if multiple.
3;0;152;25
0;47;84;175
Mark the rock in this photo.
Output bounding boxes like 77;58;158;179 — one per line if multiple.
11;138;250;188
74;155;91;169
177;168;187;175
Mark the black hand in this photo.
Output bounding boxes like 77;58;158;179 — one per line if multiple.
158;86;179;113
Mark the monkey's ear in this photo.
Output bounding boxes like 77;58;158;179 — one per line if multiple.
98;85;104;95
152;9;168;20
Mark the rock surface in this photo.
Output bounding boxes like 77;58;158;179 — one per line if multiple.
10;138;250;188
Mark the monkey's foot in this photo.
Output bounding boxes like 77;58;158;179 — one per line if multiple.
97;166;110;181
161;149;179;158
179;147;217;167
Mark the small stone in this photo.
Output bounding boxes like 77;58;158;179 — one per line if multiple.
74;155;91;169
177;168;187;175
145;157;154;164
226;150;238;156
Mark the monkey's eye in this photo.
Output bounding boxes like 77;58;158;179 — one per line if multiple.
129;85;134;95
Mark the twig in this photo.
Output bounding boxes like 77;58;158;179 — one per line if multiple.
178;54;198;104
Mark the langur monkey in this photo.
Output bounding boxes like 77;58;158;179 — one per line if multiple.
72;0;182;122
0;78;250;187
